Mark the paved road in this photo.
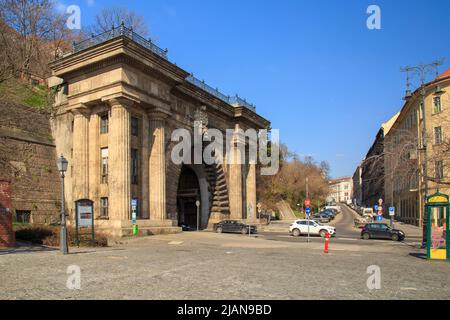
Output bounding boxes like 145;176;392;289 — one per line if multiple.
258;205;422;248
0;231;446;300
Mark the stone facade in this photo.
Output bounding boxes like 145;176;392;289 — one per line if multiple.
384;71;450;227
0;102;61;225
328;177;353;204
0;180;15;247
360;113;399;209
49;30;269;237
352;164;362;206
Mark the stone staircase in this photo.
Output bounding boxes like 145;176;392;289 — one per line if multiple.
204;161;230;224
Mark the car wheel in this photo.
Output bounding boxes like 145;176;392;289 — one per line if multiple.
241;227;248;235
319;230;327;238
362;232;370;240
391;234;399;241
292;229;301;237
216;227;223;233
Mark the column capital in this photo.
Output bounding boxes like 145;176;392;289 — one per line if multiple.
71;103;90;117
148;108;170;121
102;94;140;109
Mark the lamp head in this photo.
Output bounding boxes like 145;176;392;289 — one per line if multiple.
57;154;68;174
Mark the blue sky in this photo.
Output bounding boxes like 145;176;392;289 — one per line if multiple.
63;0;450;178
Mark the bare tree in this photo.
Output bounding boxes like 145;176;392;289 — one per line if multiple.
257;144;330;212
0;0;75;84
85;7;149;37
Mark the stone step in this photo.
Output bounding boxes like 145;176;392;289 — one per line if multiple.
213;195;229;201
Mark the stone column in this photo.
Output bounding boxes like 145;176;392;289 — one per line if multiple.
88;113;100;210
72;106;90;201
228;125;244;220
141;113;150;219
108;98;132;221
149;112;168;221
246;161;257;222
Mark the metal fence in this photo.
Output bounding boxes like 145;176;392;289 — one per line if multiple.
72;24;256;112
73;23;168;60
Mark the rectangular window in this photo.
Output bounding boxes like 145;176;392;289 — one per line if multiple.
131;117;139;136
101;148;109;184
434;126;443;145
15;210;31;224
100;197;109;218
131;148;138;185
433;96;442;114
100;113;109;134
435;160;444;180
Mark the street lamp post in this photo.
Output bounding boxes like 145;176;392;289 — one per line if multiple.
195;200;200;232
401;59;444;248
56;155;69;255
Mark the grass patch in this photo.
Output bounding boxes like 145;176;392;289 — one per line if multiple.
293;210;306;219
0;79;54;111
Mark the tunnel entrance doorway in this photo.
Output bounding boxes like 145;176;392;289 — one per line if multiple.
177;166;202;230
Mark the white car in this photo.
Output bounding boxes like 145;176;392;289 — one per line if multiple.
289;219;336;237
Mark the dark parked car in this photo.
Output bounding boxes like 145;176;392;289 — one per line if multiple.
361;223;405;241
214;220;257;235
322;210;336;219
313;213;331;224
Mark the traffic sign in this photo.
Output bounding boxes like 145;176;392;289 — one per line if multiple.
305;199;311;207
374;205;379;211
389;207;395;216
305;207;311;215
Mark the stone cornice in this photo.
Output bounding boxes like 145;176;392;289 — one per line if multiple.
50;37;188;84
50;35;270;130
233;106;270;129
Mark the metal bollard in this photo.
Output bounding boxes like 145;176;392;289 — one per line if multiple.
324;232;331;253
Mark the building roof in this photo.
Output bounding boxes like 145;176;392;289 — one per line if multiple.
381;112;400;136
329;177;352;184
437;68;450;80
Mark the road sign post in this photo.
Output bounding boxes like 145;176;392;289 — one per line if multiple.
305;206;311;243
389;207;395;227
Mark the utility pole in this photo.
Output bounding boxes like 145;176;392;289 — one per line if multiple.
306;177;310;243
306;177;309;198
401;59;444;248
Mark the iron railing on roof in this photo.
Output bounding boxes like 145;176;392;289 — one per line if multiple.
229;95;256;112
72;22;168;60
72;24;256;112
187;74;256;112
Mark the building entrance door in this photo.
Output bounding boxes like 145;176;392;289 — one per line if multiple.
177;166;201;230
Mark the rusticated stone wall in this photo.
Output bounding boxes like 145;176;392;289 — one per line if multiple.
0;101;60;224
0;179;15;247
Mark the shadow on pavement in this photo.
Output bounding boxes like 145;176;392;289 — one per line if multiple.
409;252;427;260
0;242;58;255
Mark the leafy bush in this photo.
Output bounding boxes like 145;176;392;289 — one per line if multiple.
15;225;108;247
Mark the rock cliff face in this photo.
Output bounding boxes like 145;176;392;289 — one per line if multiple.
0;101;60;224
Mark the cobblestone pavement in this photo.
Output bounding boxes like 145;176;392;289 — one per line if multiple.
1;232;449;300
